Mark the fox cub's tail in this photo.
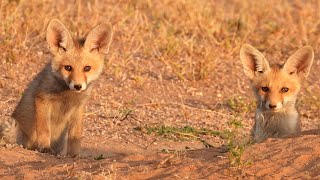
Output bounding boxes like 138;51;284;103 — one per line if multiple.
0;117;17;144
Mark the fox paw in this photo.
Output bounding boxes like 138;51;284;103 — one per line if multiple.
67;151;80;158
37;147;54;154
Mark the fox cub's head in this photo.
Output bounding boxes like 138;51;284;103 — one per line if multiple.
240;44;314;111
46;19;113;92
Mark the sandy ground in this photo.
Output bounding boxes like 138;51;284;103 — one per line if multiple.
1;133;320;179
1;57;320;179
1;0;320;179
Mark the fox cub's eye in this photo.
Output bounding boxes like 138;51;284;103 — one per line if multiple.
64;65;72;71
261;87;269;92
84;66;91;72
281;87;289;93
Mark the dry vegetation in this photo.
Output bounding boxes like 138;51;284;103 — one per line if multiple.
1;0;320;179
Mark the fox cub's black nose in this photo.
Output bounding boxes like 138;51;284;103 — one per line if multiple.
269;104;277;109
74;84;82;91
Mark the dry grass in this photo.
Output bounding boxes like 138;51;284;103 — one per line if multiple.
2;0;320;82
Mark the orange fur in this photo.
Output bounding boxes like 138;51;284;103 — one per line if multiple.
240;44;314;142
2;19;113;157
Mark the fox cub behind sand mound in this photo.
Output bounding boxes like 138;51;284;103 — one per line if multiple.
240;44;314;143
1;19;113;157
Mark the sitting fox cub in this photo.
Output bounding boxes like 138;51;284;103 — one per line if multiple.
240;44;314;142
1;19;113;157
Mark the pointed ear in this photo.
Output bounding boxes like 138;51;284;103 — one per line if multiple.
283;46;314;78
84;22;113;54
240;44;270;80
46;19;74;55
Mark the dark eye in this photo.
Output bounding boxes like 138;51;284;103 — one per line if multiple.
84;66;91;72
281;87;289;93
261;87;269;92
64;65;72;71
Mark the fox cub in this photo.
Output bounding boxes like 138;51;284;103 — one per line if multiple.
1;19;113;157
240;44;314;142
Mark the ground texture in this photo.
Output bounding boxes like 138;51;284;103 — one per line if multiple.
1;0;320;179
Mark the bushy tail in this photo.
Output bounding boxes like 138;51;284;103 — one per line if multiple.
0;117;17;144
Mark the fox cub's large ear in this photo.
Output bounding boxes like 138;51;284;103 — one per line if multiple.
240;44;270;80
46;19;74;55
84;22;113;54
283;46;314;78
